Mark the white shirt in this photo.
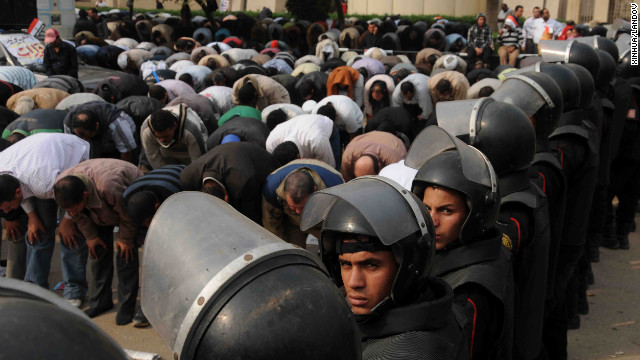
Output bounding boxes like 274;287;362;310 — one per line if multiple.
0;133;90;213
312;95;364;133
266;114;336;168
532;18;564;44
378;160;418;190
522;16;538;40
391;73;433;119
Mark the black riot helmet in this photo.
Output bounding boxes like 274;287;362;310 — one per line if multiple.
595;49;616;88
536;63;582;111
436;97;536;178
492;71;563;143
300;176;435;307
410;127;500;244
617;50;640;79
574;35;619;63
0;278;128;360
539;40;600;79
143;193;362;360
563;63;595;109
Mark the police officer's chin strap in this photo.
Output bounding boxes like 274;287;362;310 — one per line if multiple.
335;239;396;324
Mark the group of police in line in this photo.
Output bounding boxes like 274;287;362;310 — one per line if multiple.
1;12;639;360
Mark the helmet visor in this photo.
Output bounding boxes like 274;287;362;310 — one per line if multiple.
301;177;424;245
491;75;550;117
436;98;483;140
616;33;631;60
407;125;495;189
539;40;573;63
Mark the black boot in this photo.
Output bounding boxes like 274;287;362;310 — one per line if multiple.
618;222;632;250
588;233;601;262
601;221;620;249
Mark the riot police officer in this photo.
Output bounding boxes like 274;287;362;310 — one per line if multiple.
300;176;468;360
411;126;514;360
436;96;550;360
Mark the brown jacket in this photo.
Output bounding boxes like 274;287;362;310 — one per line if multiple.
428;70;470;104
231;74;291;111
341;131;407;181
57;159;142;244
7;88;70;112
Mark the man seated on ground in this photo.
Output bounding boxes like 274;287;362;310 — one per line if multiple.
262;159;343;247
43;28;78;79
180;142;279;224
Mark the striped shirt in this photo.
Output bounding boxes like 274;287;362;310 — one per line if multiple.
123;164;185;204
499;27;524;48
0;133;90;213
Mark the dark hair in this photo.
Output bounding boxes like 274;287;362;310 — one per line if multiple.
316;102;337;121
266;109;288;131
54;176;87;209
201;181;226;200
534;6;540;9
178;73;194;87
272;141;299;166
88;7;98;13
148;85;168;102
357;67;369;80
283;171;315;203
97;84;117;103
435;78;452;94
429;30;442;41
126;190;158;226
149;109;177;132
237;82;258;105
72;109;99;131
427;54;440;66
392;68;411;83
400;81;414;94
515;5;523;11
478;86;495;98
212;72;226;85
6;133;26;144
205;58;218;70
298;80;315;99
79;9;88;18
0;174;20;204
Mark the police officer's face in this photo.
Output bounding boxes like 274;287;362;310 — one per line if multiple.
422;186;468;250
338;236;398;314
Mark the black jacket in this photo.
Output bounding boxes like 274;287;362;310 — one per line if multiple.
180;142;279;224
358;278;468;360
73;17;98;36
207;117;269;150
43;41;78;78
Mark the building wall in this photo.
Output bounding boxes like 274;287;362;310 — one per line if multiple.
348;0;487;17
